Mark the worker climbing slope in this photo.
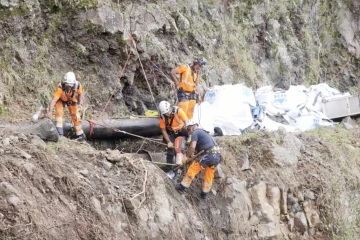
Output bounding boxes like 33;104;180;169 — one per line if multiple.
176;119;221;199
46;72;86;141
159;100;189;172
170;57;206;119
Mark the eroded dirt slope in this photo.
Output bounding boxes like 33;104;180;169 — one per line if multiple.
0;126;360;239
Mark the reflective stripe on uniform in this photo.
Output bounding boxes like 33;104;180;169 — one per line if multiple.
202;182;212;193
76;130;84;136
56;117;63;128
180;175;192;188
74;125;84;135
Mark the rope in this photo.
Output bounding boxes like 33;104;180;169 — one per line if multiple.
196;103;202;128
86;119;167;146
152;162;177;166
129;34;158;111
149;59;173;82
101;49;132;114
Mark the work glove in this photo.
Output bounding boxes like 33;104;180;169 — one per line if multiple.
181;156;188;166
167;142;174;149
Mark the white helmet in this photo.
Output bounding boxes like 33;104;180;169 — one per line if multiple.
186;119;198;128
63;72;76;86
159;101;171;115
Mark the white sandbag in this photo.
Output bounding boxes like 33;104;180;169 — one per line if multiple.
258;115;297;132
255;86;274;105
305;83;345;112
192;102;215;135
272;86;307;111
261;102;286;116
288;109;333;131
204;89;216;104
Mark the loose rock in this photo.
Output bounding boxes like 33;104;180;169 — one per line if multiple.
79;169;89;177
31;135;47;150
3;138;10;146
7;195;21;206
294;212;308;233
105;149;122;162
102;160;113;171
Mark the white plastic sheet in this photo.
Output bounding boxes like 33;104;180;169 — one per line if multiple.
193;102;215;135
203;84;256;135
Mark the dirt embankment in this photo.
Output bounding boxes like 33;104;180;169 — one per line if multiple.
1;126;360;240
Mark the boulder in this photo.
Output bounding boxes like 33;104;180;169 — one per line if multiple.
0;0;19;7
175;12;190;30
105;149;122;162
22;119;59;142
294;212;308;234
85;6;124;34
223;179;253;232
271;134;302;167
248;182;275;222
257;222;277;239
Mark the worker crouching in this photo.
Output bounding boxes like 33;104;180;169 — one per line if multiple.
159;100;189;172
46;72;85;141
176;119;221;199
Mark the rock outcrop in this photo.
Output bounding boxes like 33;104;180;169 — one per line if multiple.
0;0;359;121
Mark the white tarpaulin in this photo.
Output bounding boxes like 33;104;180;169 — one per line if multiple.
202;84;256;135
193;101;215;135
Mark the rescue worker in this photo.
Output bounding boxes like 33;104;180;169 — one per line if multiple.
46;72;85;141
170;57;207;119
159;100;189;172
176;119;221;199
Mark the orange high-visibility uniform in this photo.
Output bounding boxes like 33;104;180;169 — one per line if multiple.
181;161;216;193
53;82;84;136
159;106;188;171
159;106;188;133
180;129;221;194
176;65;199;119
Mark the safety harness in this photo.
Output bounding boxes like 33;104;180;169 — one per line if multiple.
193;128;220;154
180;64;199;88
161;106;184;132
59;81;80;106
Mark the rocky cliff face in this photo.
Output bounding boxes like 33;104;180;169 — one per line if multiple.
0;0;360;119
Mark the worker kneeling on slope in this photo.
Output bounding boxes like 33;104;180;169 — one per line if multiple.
46;72;85;141
159;100;189;172
170;57;206;119
176;119;221;199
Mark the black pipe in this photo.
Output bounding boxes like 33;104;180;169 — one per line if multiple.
63;118;162;139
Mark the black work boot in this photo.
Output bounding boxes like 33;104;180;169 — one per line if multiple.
200;191;208;199
176;184;186;194
76;134;86;142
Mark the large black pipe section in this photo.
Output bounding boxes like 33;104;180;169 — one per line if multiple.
62;118;162;139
